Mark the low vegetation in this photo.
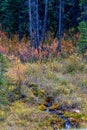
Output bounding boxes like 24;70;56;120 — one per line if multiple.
0;45;87;129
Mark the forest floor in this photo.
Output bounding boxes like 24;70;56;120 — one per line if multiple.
0;52;87;130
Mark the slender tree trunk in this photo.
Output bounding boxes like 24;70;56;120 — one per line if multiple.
36;0;39;51
18;5;22;43
28;0;33;47
41;0;48;49
33;18;37;48
57;0;62;52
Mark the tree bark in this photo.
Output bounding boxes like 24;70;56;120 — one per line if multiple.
18;4;23;43
28;0;33;47
57;0;62;52
36;0;40;51
41;0;48;49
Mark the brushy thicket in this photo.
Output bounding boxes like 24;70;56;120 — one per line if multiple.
0;30;76;62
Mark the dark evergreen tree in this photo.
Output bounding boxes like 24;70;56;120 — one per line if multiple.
78;0;87;53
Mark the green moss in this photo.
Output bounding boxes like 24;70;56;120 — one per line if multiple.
63;111;84;120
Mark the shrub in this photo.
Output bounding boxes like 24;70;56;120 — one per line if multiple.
49;62;63;72
78;21;87;53
0;53;9;105
63;54;84;73
0;53;8;76
55;84;75;95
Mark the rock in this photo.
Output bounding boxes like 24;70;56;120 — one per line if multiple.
71;109;80;113
49;104;59;111
38;104;46;111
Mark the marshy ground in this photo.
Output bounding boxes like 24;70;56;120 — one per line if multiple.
0;53;87;130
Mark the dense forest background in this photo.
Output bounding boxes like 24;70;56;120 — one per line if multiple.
0;1;87;129
0;0;87;54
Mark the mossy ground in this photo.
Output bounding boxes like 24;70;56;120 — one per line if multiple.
0;53;87;129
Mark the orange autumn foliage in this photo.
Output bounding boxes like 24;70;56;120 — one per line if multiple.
0;30;75;61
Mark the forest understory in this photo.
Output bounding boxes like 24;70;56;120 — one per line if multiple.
0;33;87;130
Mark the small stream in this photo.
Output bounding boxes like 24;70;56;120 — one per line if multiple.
35;96;79;129
45;102;72;129
40;96;79;129
27;84;80;129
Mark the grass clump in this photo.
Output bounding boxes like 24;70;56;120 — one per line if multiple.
63;54;84;73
